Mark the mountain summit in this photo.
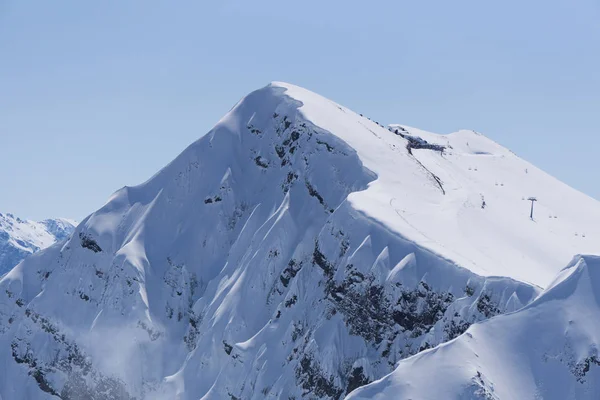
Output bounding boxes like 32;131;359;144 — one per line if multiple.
0;82;598;399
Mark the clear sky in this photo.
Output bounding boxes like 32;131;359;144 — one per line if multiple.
1;0;599;221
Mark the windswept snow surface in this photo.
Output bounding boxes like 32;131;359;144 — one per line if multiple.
275;84;600;287
386;124;600;287
0;213;75;275
348;255;600;400
0;82;598;399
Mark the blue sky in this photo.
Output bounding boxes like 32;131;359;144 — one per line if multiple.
1;0;599;221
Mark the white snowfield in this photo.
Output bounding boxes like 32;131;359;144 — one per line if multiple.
348;254;600;400
0;82;598;400
279;83;600;288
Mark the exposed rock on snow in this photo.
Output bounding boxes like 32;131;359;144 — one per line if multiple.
348;255;600;400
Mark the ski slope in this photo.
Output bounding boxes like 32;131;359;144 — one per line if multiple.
276;83;600;287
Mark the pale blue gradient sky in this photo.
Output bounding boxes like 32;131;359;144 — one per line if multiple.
1;0;599;221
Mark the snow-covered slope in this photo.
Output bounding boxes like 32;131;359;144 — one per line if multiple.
0;213;75;275
384;124;600;287
348;254;600;400
0;82;597;399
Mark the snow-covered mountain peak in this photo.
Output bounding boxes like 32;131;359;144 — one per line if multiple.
0;213;56;249
0;82;599;399
244;82;600;287
0;213;76;275
534;254;600;307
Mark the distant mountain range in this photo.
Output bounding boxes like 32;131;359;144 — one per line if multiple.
0;212;75;275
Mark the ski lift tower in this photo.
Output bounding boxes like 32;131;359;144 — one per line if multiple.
528;197;537;220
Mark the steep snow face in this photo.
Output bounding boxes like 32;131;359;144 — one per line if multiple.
0;213;76;275
0;83;593;399
348;255;600;400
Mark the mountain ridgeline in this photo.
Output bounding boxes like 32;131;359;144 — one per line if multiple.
0;213;75;276
0;83;599;399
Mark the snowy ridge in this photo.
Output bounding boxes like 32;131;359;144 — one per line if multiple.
0;82;598;399
348;254;600;400
384;123;600;287
0;213;75;276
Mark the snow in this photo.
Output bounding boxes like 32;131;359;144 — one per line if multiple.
0;213;75;275
0;82;598;399
276;83;600;287
347;255;600;400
